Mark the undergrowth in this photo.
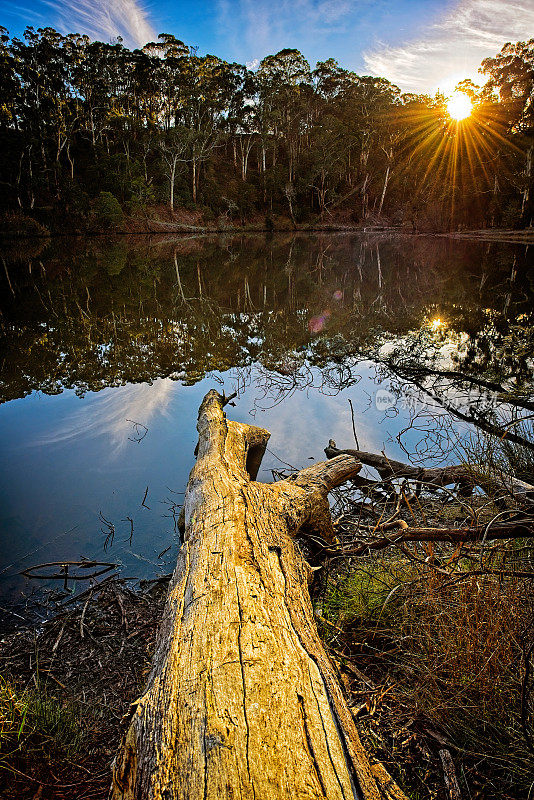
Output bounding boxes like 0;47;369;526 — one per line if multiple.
0;675;83;780
322;555;534;797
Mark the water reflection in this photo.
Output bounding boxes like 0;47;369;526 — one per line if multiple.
1;232;531;403
33;378;174;452
0;233;532;623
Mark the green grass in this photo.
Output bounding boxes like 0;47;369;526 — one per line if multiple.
321;559;412;627
0;675;83;775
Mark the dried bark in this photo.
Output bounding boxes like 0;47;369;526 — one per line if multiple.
325;441;534;504
325;523;534;558
112;390;390;800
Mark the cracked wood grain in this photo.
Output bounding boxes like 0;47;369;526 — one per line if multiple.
111;390;390;800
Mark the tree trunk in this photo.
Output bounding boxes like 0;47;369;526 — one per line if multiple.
378;164;390;216
112;390;387;800
170;157;176;211
521;142;533;227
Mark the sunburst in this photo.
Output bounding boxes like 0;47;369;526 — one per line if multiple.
447;92;472;121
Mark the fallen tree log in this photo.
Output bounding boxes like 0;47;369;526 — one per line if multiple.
324;441;534;503
112;390;393;800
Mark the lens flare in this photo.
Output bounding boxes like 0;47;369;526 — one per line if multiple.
308;309;331;334
446;92;472;121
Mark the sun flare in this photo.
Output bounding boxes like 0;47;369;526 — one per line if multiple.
446;92;472;121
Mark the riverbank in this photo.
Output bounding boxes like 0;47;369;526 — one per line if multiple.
1;482;531;799
442;228;534;244
2;207;534;242
0;577;169;800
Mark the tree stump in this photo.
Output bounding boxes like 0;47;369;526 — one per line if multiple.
111;390;384;800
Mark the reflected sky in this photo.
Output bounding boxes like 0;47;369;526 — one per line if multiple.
0;361;445;618
0;232;530;627
31;378;175;452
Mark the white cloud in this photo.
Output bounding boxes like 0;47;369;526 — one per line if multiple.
34;378;175;453
46;0;156;48
364;0;534;93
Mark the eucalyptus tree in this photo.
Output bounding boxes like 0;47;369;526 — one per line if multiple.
303;114;348;216
337;75;401;219
257;49;311;181
0;24;530;228
481;39;534;226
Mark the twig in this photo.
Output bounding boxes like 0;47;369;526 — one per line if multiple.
126;419;148;443
521;641;534;754
141;486;150;510
348;399;359;449
439;749;462;800
123;516;134;545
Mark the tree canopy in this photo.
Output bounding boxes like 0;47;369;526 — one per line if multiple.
0;28;532;230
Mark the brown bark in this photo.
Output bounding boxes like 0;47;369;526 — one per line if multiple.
112;390;391;800
327;523;534;558
325;442;534;504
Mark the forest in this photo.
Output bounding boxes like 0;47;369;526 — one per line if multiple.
0;27;533;233
1;18;534;800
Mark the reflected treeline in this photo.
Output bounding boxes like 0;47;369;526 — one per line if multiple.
0;233;532;404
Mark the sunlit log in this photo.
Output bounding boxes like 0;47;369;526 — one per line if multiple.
112;390;390;800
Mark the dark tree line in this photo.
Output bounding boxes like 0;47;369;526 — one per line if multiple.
1;233;530;403
0;27;532;231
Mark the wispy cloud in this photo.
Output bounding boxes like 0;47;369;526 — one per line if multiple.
34;378;175;453
46;0;156;48
364;0;534;93
217;0;358;66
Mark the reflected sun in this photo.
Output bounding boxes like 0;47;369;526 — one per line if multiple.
446;92;472;121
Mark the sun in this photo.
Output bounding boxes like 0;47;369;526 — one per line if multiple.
446;92;472;121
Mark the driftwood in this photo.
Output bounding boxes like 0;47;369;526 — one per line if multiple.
325;522;534;558
325;441;534;503
112;390;395;800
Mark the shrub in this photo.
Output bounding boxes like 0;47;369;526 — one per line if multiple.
93;191;124;231
322;556;534;795
0;211;49;237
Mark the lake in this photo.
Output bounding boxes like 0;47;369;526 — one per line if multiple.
0;232;532;627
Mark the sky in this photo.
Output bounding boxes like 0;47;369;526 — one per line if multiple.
0;0;532;93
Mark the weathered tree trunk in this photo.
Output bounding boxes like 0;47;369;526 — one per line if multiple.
112;390;388;800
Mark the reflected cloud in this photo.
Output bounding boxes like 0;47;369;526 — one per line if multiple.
364;0;534;93
34;379;174;452
246;374;386;471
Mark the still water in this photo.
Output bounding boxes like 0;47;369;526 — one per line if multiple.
0;232;532;625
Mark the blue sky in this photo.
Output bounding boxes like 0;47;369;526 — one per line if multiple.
1;0;532;92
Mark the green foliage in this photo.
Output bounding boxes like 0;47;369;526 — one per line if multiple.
322;561;409;628
128;176;156;212
93;191;124;231
0;675;83;771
